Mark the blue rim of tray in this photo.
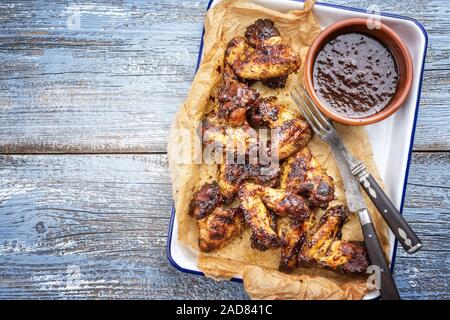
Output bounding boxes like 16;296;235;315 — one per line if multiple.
166;0;429;294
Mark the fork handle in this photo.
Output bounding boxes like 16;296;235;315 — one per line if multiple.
358;209;401;300
358;173;422;254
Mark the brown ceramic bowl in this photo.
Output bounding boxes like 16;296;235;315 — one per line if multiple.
304;18;413;126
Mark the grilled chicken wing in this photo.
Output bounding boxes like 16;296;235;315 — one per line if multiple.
218;160;280;199
224;37;251;84
225;19;301;83
260;186;310;221
216;38;260;126
248;210;279;251
238;183;280;249
233;43;300;81
218;163;250;199
244;19;281;47
189;182;244;252
281;147;335;209
248;97;312;160
316;240;368;274
198;207;244;252
238;182;311;251
189;182;223;220
277;217;306;272
244;19;290;89
299;205;346;265
216;81;259;126
298;205;369;274
202;113;259;157
224;25;286;88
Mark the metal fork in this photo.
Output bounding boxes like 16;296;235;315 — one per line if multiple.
291;85;422;255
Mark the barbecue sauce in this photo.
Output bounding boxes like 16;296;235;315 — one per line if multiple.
313;33;398;118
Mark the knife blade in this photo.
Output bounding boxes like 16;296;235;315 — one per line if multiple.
328;143;366;213
326;129;422;254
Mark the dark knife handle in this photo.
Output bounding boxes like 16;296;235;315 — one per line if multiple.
358;209;401;300
358;173;422;254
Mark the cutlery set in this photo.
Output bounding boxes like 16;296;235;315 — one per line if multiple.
291;85;422;300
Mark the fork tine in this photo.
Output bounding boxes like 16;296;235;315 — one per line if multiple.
293;86;328;134
296;85;332;129
290;90;325;139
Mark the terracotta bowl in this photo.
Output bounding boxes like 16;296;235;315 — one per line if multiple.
304;18;413;126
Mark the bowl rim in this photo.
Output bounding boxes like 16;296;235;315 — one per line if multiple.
304;18;414;126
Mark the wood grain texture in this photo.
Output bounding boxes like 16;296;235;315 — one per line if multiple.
0;0;448;153
0;0;448;300
0;154;247;299
0;153;448;299
0;0;205;153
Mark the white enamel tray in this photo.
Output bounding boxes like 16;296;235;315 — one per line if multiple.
167;0;428;299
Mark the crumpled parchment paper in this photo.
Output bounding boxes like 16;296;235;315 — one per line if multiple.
167;0;390;300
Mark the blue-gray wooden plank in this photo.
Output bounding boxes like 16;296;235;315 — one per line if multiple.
0;0;448;300
0;0;448;152
0;153;448;299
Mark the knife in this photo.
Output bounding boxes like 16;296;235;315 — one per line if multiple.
330;133;422;255
292;87;422;255
329;142;401;300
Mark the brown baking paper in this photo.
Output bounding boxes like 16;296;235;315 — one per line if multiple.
167;0;390;300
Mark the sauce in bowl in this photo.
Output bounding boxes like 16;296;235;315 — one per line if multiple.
313;33;398;118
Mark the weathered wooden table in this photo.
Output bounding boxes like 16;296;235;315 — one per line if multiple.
0;0;448;299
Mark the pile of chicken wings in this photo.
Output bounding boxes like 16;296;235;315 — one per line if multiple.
189;19;368;275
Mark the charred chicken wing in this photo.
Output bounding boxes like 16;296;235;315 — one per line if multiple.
244;19;281;47
218;163;251;199
216;81;259;126
247;97;312;159
317;240;368;274
239;182;311;251
281;147;335;209
238;183;280;250
217;39;260;126
225;19;301;83
260;186;310;221
218;160;280;199
198;207;244;252
277;217;306;272
299;205;347;265
232;41;300;81
202;113;259;157
298;205;369;274
189;182;244;252
189;182;223;220
244;19;290;89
